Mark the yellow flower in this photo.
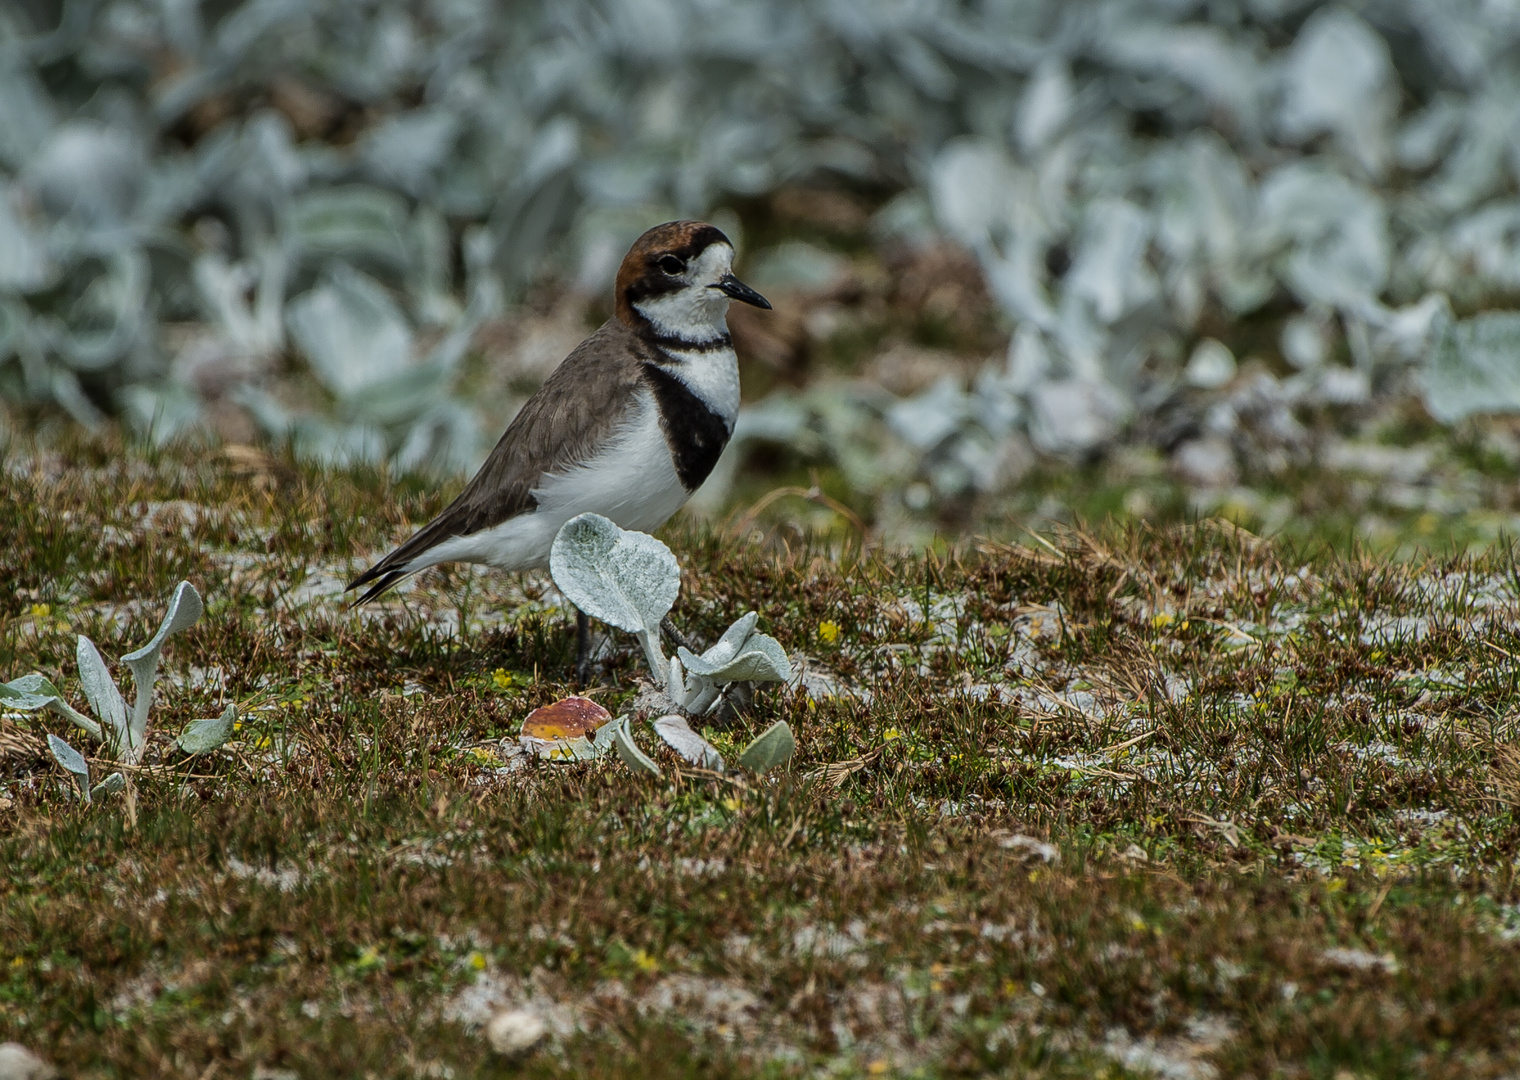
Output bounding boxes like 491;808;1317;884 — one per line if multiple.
467;746;502;766
468;951;487;971
492;668;513;689
882;728;901;741
353;945;383;971
1151;612;1173;629
28;603;50;619
818;620;841;644
631;948;659;974
722;796;741;812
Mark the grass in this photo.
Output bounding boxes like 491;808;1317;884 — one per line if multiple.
6;434;1520;1077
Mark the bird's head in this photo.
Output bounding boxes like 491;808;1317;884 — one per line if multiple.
614;220;771;341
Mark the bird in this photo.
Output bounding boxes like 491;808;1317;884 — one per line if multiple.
346;220;772;679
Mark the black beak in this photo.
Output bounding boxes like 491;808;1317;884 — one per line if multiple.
714;272;772;310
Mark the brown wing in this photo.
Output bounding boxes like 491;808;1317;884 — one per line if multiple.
347;320;648;602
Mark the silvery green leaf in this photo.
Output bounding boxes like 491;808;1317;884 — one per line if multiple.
176;704;237;756
591;719;622;756
1278;8;1394;176
392;401;481;478
91;772;126;798
47;734;90;802
738;721;795;774
684;678;720;715
0;671;63;713
1449;204;1520;288
360;108;461;197
549;514;680;638
1016;57;1073;154
0;187;54;291
286;264;414;400
0;61;57;170
76;636;128;754
1027;379;1129;457
56;250;149;373
666;653;686;703
1104;24;1262;130
1067;199;1156;324
612;719;661;777
120;383;205;447
929;138;1017;248
652;714;725;772
289;185;410;269
888;377;969;452
26;120;145;223
1420;313;1520;424
683;612;758;675
1257;164;1389;308
0;673;102;739
681;632;793;684
122;580;203;756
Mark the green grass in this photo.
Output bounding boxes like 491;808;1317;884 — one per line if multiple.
6;435;1520;1077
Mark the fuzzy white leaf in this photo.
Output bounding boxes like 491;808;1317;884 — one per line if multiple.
175;703;237;755
666;652;686;703
652;714;725;772
738;721;795;774
1;673;74;712
286;264;414;399
122;580;203;751
0;674;102;739
678;631;792;684
75;636;128;753
91;772;126;798
1279;8;1394;176
1421;313;1520;423
47;734;90;802
46;733;88;778
549;513;680;637
612;719;661;777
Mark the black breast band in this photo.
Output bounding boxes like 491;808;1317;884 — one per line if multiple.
642;363;733;492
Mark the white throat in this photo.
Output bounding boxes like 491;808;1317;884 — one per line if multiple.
632;243;734;343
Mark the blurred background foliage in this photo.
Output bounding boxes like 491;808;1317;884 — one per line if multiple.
5;0;1520;551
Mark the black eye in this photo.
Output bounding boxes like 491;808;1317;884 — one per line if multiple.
657;254;685;275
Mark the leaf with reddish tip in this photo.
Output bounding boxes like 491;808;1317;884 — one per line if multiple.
520;696;613;761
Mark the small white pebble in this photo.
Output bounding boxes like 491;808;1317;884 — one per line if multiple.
485;1008;547;1055
0;1043;56;1080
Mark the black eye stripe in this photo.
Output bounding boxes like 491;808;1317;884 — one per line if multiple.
623;275;687;303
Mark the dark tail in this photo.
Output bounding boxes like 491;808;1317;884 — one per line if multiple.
346;568;413;607
346;515;461;606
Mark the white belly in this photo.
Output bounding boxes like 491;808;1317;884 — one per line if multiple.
413;392;688;573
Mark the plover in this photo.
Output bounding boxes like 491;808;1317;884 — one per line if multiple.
346;220;771;676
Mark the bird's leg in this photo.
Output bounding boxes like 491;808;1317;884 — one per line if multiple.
660;614;696;654
575;609;592;687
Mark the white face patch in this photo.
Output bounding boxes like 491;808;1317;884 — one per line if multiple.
633;243;735;342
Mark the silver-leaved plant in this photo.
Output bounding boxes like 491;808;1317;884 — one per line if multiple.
548;513;795;777
1;580;238;801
